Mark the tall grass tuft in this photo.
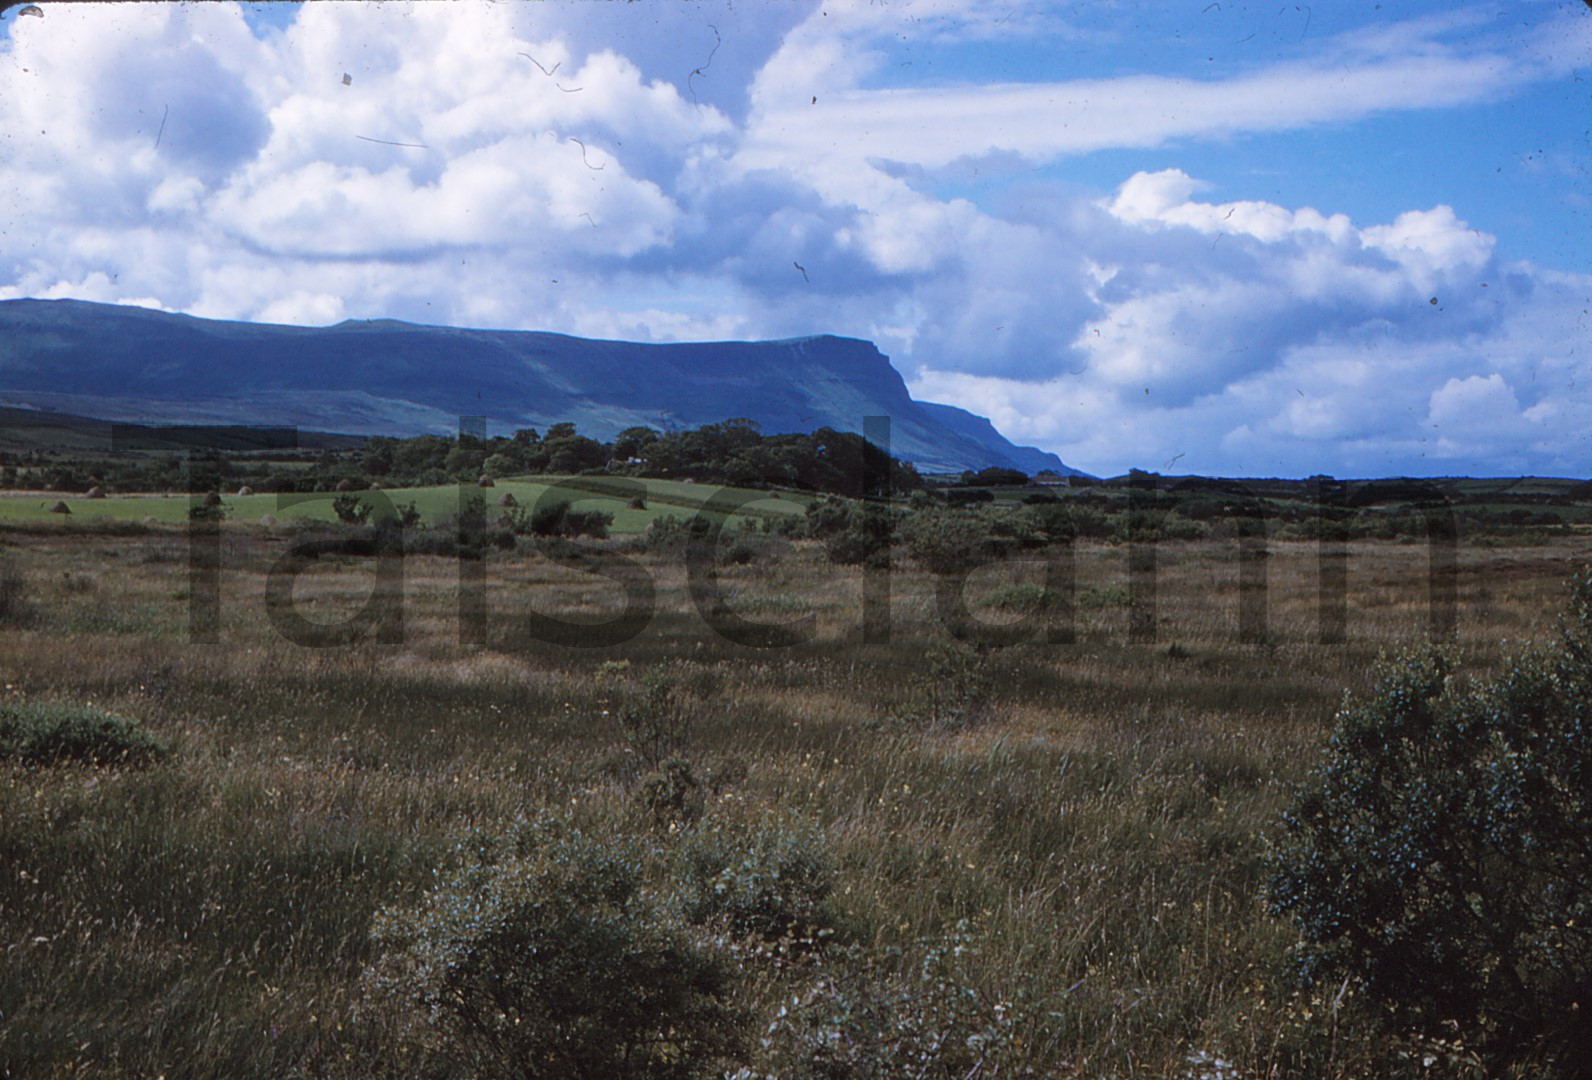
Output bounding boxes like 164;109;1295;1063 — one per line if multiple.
0;554;34;626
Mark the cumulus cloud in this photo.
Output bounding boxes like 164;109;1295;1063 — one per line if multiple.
0;0;1587;477
911;172;1592;477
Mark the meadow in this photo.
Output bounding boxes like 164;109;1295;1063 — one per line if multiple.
0;502;1586;1077
0;476;813;529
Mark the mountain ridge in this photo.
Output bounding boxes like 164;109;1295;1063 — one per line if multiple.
0;298;1082;476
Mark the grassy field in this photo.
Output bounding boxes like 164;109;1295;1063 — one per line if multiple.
0;475;813;530
0;518;1586;1076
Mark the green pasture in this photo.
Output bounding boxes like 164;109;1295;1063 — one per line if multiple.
0;475;815;533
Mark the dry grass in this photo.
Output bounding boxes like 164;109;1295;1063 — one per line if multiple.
0;522;1587;1076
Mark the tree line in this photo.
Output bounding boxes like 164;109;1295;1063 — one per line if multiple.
5;418;924;500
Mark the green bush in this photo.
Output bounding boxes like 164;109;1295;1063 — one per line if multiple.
900;509;1029;574
289;518;406;559
0;701;167;766
752;922;1037;1078
822;504;899;568
639;757;704;827
612;669;693;769
641;514;689;555
804;497;900;566
678;816;838;945
331;492;372;525
517;500;613;539
366;813;741;1079
1269;571;1592;1075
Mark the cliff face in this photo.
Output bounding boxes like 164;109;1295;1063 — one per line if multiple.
0;298;1073;474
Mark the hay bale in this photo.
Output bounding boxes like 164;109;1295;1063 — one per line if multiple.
49;501;70;514
498;492;518;507
369;482;382;491
237;485;255;497
85;485;105;499
203;491;223;507
478;474;495;488
334;478;359;492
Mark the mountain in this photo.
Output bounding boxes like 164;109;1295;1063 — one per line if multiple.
913;402;1074;477
0;298;1080;475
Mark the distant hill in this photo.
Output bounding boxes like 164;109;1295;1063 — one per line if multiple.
0;299;1081;476
0;405;361;454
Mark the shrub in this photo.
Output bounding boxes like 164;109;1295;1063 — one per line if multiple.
716;532;789;567
383;500;423;530
366;813;741;1079
884;644;994;731
822;525;885;567
331;492;371;525
678;816;838;945
612;670;693;769
0;701;167;766
1157;515;1210;542
517;501;614;539
1268;571;1592;1075
941;487;995;507
902;510;989;573
641;514;690;555
822;504;899;569
288;519;404;559
441;495;516;553
753;922;1037;1078
902;508;1043;575
802;496;853;539
639;757;704;827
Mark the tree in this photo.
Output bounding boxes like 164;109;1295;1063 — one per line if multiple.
361;436;397;476
546;434;607;474
443;435;487;478
613;426;660;461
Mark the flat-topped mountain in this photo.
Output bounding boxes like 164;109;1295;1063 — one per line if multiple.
0;298;1079;475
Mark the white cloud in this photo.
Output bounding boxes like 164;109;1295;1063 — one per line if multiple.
741;26;1532;177
909;169;1592;477
1;0;1588;477
1363;207;1495;290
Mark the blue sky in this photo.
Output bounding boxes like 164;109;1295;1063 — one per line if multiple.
2;0;1589;477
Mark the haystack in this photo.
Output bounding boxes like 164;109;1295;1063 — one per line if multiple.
334;478;359;492
478;474;496;488
369;482;382;491
49;501;70;514
498;492;518;507
203;491;223;507
237;485;255;497
85;485;105;499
